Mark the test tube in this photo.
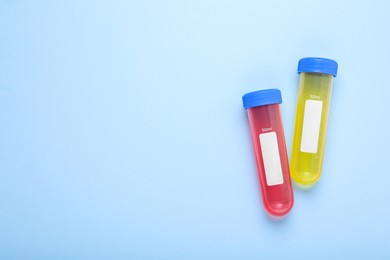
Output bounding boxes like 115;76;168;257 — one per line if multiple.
290;57;338;186
242;89;294;217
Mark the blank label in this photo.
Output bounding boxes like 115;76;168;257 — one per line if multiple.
300;100;323;153
259;132;284;186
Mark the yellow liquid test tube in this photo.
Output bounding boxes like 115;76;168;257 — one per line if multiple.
290;58;338;186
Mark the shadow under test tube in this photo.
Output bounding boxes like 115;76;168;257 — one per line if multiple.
243;89;294;217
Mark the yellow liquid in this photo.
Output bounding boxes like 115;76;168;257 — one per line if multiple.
290;73;333;186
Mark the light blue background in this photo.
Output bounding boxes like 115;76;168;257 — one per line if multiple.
1;0;389;258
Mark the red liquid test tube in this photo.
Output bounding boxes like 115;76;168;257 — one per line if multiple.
242;89;294;217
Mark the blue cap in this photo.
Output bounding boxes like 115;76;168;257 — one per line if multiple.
298;57;338;77
242;89;282;109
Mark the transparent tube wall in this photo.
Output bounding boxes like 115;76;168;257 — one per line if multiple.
290;72;334;185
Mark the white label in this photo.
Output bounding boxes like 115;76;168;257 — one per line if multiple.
300;100;323;153
259;132;284;186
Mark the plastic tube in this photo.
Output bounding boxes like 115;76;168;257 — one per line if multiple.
290;57;338;186
243;89;294;217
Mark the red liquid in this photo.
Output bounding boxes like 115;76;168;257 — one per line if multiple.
247;104;294;217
